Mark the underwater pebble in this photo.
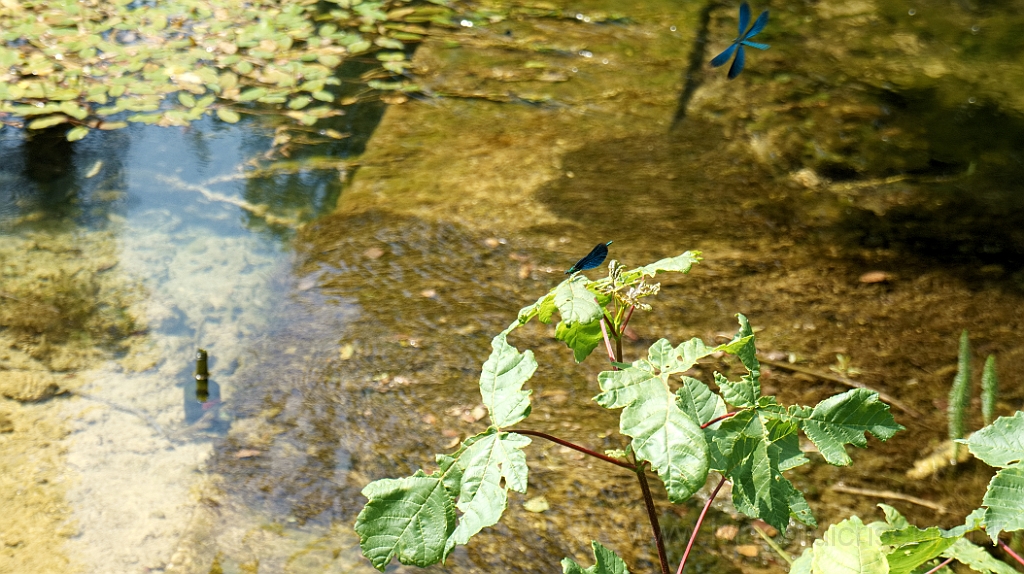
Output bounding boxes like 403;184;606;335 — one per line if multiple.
735;544;759;557
523;496;549;513
715;524;739;540
859;271;892;284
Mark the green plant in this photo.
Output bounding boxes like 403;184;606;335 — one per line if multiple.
0;0;441;141
950;330;972;460
792;411;1024;574
981;355;999;427
948;331;1001;460
353;251;906;573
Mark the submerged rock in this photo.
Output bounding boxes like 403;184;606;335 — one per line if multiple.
0;370;64;403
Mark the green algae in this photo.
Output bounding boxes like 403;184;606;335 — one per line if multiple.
0;232;140;372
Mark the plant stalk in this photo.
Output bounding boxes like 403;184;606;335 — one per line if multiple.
922;557;955;574
701;411;737;429
676;475;727;574
508;429;635;471
1000;539;1024;567
636;462;670;574
599;315;618;367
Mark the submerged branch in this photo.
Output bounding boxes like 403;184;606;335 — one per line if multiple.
757;356;923;419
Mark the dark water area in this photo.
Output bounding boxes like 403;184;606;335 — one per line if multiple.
3;0;1024;572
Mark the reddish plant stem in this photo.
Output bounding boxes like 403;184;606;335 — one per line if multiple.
1000;539;1024;567
508;429;635;471
676;475;727;574
599;316;618;368
621;305;636;331
701;411;738;429
636;463;670;574
922;557;955;574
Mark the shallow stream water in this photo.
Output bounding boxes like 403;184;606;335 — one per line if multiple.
2;0;1024;572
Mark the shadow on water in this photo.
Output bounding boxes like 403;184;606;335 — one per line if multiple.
834;88;1024;270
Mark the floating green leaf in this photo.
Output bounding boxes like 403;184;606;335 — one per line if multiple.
312;90;335;102
236;87;268;102
216;108;241;124
27;115;69;130
66;126;90;142
288;96;312;110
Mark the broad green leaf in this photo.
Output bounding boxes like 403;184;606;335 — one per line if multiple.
942;507;986;539
964;411;1024;468
675;376;726;428
517;292;555;325
66;126;90;142
793;389;903;466
561;541;630;574
626;251;701;281
596;338;713;502
479;327;534;428
877;503;910;530
445;429;531;552
712;411;811;531
790;548;813;574
941;538;1019;574
979;464;1024;542
216;108;241;123
810;517;887;574
555;319;604;363
877;520;956;574
715;372;757;408
354;471;456;571
177;92;196;107
729;314;761;382
553;275;603;325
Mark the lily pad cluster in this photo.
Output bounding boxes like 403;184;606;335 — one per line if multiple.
0;0;451;141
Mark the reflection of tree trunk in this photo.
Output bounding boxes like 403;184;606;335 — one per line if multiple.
23;125;75;184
